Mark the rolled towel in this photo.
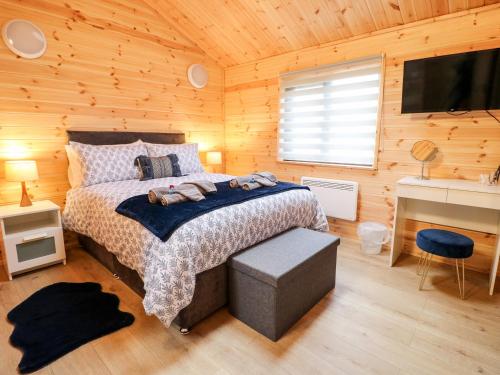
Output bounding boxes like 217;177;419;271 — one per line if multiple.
242;181;263;191
159;193;188;206
229;175;254;188
148;188;170;204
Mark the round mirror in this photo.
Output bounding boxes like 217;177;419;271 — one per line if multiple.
1;19;47;59
411;140;438;180
411;140;438;162
187;64;208;89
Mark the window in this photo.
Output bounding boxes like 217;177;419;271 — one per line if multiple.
278;55;383;168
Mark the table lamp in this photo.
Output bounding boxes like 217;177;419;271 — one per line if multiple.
5;160;39;207
207;151;222;166
206;151;222;173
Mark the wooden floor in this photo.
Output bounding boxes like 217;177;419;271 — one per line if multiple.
1;240;499;375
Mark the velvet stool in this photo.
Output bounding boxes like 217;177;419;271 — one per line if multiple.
416;229;474;299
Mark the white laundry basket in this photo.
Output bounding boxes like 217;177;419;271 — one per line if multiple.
357;222;390;255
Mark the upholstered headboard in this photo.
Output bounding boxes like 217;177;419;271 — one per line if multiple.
66;130;185;145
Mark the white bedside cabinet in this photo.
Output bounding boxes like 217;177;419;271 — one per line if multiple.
0;200;66;280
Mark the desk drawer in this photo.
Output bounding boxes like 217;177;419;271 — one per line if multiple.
447;189;500;210
397;185;447;203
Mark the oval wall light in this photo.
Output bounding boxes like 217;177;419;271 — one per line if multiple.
187;64;208;89
2;19;47;59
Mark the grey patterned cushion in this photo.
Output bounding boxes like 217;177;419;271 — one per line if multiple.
135;154;182;181
145;143;204;174
70;140;147;187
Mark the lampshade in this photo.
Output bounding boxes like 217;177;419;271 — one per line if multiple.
5;160;39;182
206;151;222;165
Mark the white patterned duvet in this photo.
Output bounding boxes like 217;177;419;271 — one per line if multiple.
63;173;328;327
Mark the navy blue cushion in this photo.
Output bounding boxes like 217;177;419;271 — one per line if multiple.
134;154;181;181
416;229;474;259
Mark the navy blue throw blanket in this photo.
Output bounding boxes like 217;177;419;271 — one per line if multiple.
116;181;309;242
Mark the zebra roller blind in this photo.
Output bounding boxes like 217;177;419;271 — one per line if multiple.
279;55;383;167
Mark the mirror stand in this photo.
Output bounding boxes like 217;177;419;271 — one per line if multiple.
417;160;428;180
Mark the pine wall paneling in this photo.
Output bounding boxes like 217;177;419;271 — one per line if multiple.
224;5;500;275
0;0;225;208
1;0;499;277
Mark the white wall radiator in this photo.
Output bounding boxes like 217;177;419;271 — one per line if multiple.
301;177;359;221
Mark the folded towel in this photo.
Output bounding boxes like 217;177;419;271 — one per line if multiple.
253;172;277;186
172;184;205;202
149;180;218;206
231;172;278;190
184;180;217;194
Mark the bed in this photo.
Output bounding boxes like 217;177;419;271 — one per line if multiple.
63;130;329;332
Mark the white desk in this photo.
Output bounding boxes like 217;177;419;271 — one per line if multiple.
390;176;500;295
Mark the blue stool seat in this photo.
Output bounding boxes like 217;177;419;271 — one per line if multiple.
416;229;474;259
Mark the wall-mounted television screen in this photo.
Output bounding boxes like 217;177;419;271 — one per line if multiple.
401;48;500;114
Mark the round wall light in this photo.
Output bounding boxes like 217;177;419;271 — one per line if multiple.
2;19;47;59
187;64;208;89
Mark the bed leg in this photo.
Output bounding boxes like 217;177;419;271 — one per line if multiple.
179;327;191;335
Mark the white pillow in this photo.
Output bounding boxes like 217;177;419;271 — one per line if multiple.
145;143;204;174
65;145;83;188
69;140;147;187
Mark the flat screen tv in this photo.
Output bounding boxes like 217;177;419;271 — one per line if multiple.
401;48;500;114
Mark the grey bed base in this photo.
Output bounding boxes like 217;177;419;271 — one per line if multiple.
66;130;227;332
76;233;227;332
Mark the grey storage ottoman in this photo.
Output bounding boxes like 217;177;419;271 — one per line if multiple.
228;228;340;341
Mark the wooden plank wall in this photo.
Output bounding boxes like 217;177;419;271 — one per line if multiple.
0;0;224;208
224;5;500;274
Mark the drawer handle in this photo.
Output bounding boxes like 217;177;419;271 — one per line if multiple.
22;233;48;243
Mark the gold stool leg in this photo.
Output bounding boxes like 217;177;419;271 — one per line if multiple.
462;259;465;299
418;253;433;290
455;260;462;299
455;259;466;299
417;251;425;275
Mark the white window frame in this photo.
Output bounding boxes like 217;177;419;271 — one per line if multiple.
277;55;385;170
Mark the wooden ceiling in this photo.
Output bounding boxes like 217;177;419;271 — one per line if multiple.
145;0;498;67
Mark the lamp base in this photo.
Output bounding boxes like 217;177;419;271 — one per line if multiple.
20;181;33;207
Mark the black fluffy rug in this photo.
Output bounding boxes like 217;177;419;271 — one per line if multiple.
7;282;134;374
